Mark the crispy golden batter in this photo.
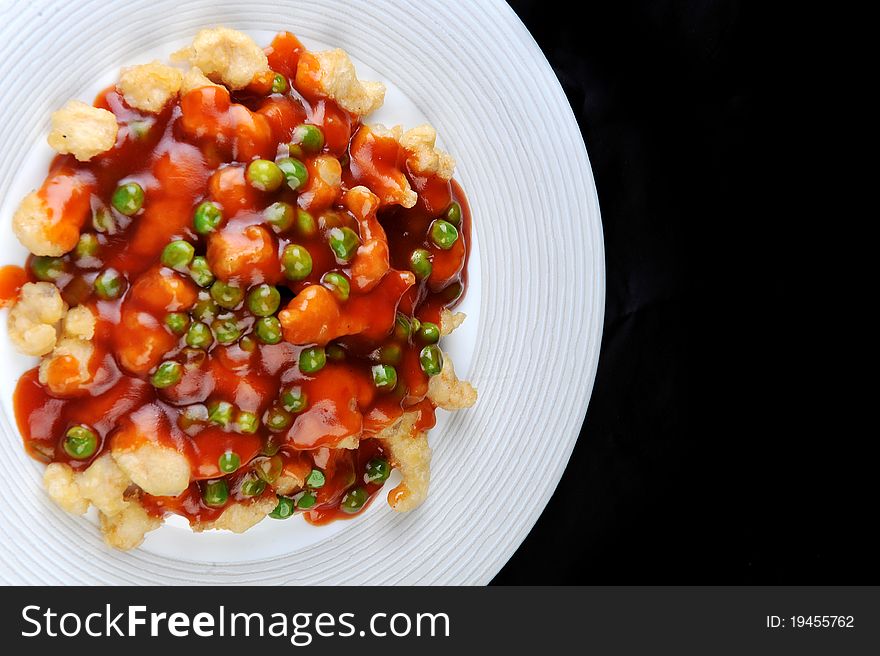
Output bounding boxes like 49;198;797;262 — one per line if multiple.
38;336;95;394
7;282;66;356
193;497;277;533
336;435;360;450
47;100;118;161
274;473;303;496
44;455;163;550
100;503;162;550
179;66;223;95
75;453;132;516
427;352;477;411
118;61;183;113
308;49;385;115
377;412;431;513
43;463;89;515
12;192;64;257
37;305;97;394
112;442;191;497
399;124;456;180
439;308;466;336
63;306;96;340
172;27;269;90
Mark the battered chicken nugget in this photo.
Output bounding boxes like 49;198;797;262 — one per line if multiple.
43;463;89;515
6;282;66;356
118;61;183;113
47;100;118;161
12;193;60;257
179;66;223;95
427;352;477;411
296;49;385;116
193;497;277;533
173;27;269;90
400;124;456;180
112;442;191;498
100;503;162;550
377;412;431;513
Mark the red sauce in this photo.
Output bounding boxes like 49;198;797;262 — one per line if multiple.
10;32;472;528
0;265;27;307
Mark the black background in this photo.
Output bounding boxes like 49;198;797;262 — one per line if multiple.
492;1;860;583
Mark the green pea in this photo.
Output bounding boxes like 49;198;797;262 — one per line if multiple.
161;240;195;271
75;233;100;259
254;455;283;483
151;360;183;388
281;386;308;413
239;335;257;352
93;269;126;299
321;271;350;301
271;73;288;94
371;364;398;392
419;344;443;377
365;457;391;484
212;318;241;344
193;201;223;234
208;400;234;426
430;219;459;250
210;280;244;309
203;479;228;507
164;312;189;335
92;207;116;234
394;313;413;341
63;425;98;460
111;182;145;216
445;201;463;226
296;209;317;237
246;159;284;192
281;243;313;281
326;343;346;362
185;321;214;348
270;495;296;519
236;411;259;434
296;490;317;509
191;295;219;321
328;227;359;262
377;343;402;365
241;475;267;497
31;256;65;282
189;256;215;287
264;202;294;233
276;157;309;191
299;346;326;374
305;469;326;489
265;405;293;431
417;322;441;344
340;487;368;514
246;284;281;317
261;434;283;457
291;124;325;154
218;451;240;474
409;248;432;279
255;316;282;344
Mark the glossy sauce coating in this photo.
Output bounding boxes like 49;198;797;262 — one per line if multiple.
9;32;470;526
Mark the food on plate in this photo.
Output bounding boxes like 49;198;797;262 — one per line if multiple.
1;27;475;550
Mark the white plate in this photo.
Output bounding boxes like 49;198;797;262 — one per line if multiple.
0;0;603;585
